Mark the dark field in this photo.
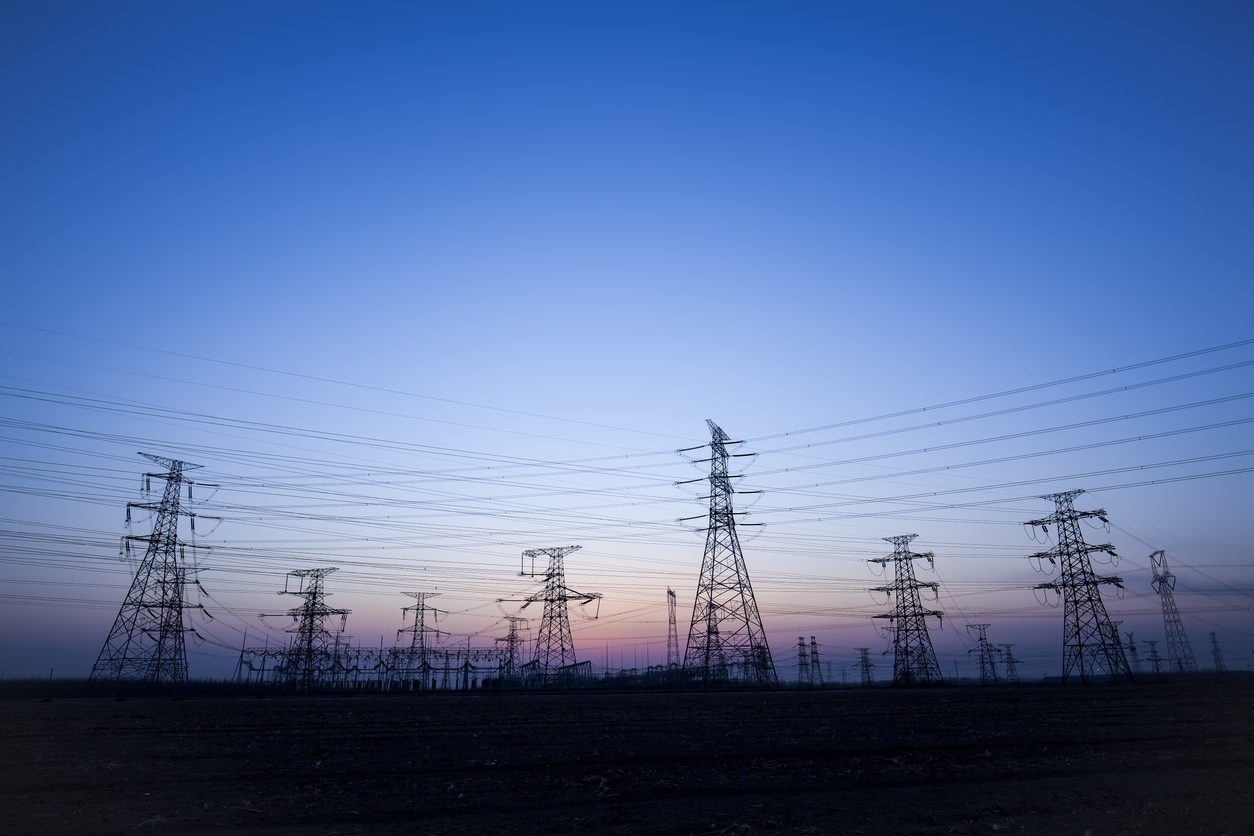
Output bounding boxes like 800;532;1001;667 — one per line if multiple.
2;681;1251;835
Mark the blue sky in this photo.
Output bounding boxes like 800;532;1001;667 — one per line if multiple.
1;2;1252;679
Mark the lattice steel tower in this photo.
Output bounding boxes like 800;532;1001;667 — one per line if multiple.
1209;632;1227;672
809;637;824;686
279;568;349;692
967;624;1001;685
520;546;601;682
682;420;777;687
796;637;810;686
870;534;944;686
999;644;1021;683
666;587;680;668
1025;490;1133;683
1124;631;1143;674
1149;551;1198;674
494;616;528;682
398;592;444;686
91;454;205;684
1145;640;1165;675
857;647;876;686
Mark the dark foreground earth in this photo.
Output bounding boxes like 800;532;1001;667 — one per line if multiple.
2;681;1251;835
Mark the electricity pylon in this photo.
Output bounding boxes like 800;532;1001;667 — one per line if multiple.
1209;632;1227;672
857;647;876;686
666;587;679;667
494;616;528;683
681;420;777;687
91;454;207;684
1124;631;1143;674
809;637;824;687
1149;551;1198;674
870;534;944;686
1145;640;1165;675
1025;490;1133;683
397;592;444;688
796;637;810;687
519;546;601;684
967;624;1001;685
277;568;349;692
999;644;1021;683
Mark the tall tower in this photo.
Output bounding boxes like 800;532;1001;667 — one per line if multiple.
999;644;1021;684
809;637;824;686
91;454;204;684
666;587;680;668
796;637;810;687
1024;490;1133;683
1144;640;1165;675
1149;551;1198;674
520;546;601;683
856;647;876;686
870;534;945;686
1209;632;1227;673
1124;631;1143;674
967;624;1001;685
683;420;777;687
494;616;528;682
279;568;349;692
397;592;444;687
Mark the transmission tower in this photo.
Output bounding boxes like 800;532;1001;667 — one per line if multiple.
1024;490;1133;683
1144;640;1164;675
999;643;1021;684
967;624;1001;685
397;592;444;688
809;637;823;686
277;568;349;692
91;454;207;684
1149;551;1198;674
494;616;528;682
666;587;679;668
796;637;810;687
519;546;601;684
870;534;945;686
682;420;777;687
856;647;876;686
1124;631;1143;674
1209;632;1227;672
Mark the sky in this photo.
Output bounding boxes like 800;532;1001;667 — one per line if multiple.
1;1;1252;681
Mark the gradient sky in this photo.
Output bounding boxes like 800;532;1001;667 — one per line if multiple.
2;2;1252;680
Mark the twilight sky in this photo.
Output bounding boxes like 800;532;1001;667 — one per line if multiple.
1;1;1252;680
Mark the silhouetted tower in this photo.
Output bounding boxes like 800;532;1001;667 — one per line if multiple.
857;647;876;686
1024;490;1133;683
1124;631;1143;674
91;454;206;684
280;568;349;692
796;637;810;686
967;624;1001;685
682;420;777;687
1149;551;1198;674
398;592;444;686
520;546;601;682
1144;640;1164;675
871;534;944;686
1209;632;1227;673
666;587;679;667
494;616;527;682
809;637;823;686
999;643;1021;684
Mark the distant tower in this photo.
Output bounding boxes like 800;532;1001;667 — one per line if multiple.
967;624;1001;685
494;616;528;683
999;644;1021;684
1150;551;1198;674
1124;631;1143;674
91;454;205;684
280;568;349;692
397;592;444;687
809;637;824;686
870;534;945;686
683;420;777;687
666;587;680;668
857;647;876;686
1024;490;1133;683
796;637;810;687
520;546;601;684
1144;640;1165;675
1209;632;1227;673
